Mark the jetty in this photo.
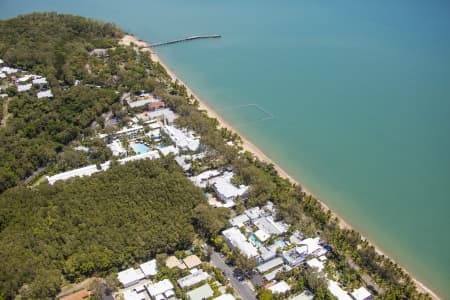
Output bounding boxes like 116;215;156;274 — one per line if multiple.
149;35;221;47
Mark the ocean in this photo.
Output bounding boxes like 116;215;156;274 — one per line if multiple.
1;0;449;297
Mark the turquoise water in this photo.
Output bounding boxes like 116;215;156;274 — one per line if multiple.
1;1;449;297
131;143;149;154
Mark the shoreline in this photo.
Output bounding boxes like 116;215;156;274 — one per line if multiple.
119;34;441;300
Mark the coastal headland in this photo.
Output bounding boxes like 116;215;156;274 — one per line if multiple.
119;34;441;300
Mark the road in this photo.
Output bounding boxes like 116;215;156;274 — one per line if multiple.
210;251;257;300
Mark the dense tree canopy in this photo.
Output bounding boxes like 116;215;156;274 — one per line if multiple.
0;159;204;299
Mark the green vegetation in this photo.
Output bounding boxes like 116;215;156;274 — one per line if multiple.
0;159;203;299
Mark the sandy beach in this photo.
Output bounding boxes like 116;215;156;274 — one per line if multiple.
120;34;441;300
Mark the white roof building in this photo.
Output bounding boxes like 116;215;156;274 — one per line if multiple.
222;227;258;258
328;280;352;300
256;257;284;274
46;151;160;185
187;284;214;300
32;77;47;85
189;169;221;188
148;108;176;124
17;83;32;92
118;268;145;288
297;237;324;256
229;214;250;228
214;294;235;300
175;155;191;171
0;66;18;74
254;229;270;242
37;90;53;98
259;244;278;262
268;281;290;294
146;279;174;298
159;145;179;156
254;216;288;236
16;74;34;83
306;258;325;272
211;172;248;203
140;259;158;277
107;139;126;156
290;290;314;300
128;98;158;108
162;124;200;152
0;73;5;79
263;265;292;281
245;207;263;220
177;269;210;288
350;287;372;300
123;289;145;300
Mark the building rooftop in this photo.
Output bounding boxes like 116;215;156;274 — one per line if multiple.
162;124;199;152
229;214;250;228
187;284;214;300
306;258;325;272
254;216;288;236
350;287;372;300
297;237;324;256
140;259;158;277
222;227;258;258
118;268;145;287
183;255;202;269
17;83;32;92
257;257;284;274
214;294;235;300
189;169;221;188
245;207;263;220
166;256;184;269
60;289;91;300
290;290;314;300
107;139;126;156
146;279;174;297
177;269;210;288
212;172;248;201
254;229;270;242
37;89;53;98
147;108;176;124
268;281;290;294
32;77;47;85
159;145;179;156
328;280;352;300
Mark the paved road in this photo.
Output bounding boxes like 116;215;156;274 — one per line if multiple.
210;251;257;300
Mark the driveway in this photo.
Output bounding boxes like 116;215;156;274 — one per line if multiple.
210;251;257;300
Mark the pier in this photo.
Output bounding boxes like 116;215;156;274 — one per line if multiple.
149;35;221;47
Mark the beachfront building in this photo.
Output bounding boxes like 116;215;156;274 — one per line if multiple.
306;258;325;272
189;169;221;189
186;284;214;300
297;237;326;257
147;108;176;125
177;269;210;289
222;227;258;258
328;280;353;300
162;124;200;152
211;172;248;207
350;287;372;300
46;151;160;185
253;216;288;236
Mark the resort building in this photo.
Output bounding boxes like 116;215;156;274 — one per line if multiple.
245;207;264;221
177;269;210;289
147;108;176;125
222;227;258;258
17;83;32;92
189;169;221;188
148;100;165;111
229;214;250;228
211;172;248;205
118;267;145;288
32;76;47;86
114;125;145;140
350;287;372;300
263;265;292;282
0;66;18;74
290;290;315;300
253;216;288;236
107;139;126;156
297;237;326;256
268;281;290;294
306;258;325;272
282;247;306;267
37;89;53;99
159;145;179;156
259;244;278;262
162;124;200;152
175;155;191;172
186;284;214;300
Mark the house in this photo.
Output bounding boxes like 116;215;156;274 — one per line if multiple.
350;287;372;300
297;237;325;256
256;257;284;274
177;269;210;288
222;227;258;258
166;256;185;269
259;244;278;262
37;89;53;99
211;172;248;204
118;267;145;288
186;284;214;300
146;279;175;300
229;214;250;228
60;289;91;300
214;294;235;300
306;258;325;272
268;281;290;294
183;255;202;269
16;74;34;83
282;247;306;267
123;289;146;300
17;83;32;92
328;280;352;300
32;77;47;86
140;259;158;277
245;207;263;221
159;145;179;156
290;290;314;300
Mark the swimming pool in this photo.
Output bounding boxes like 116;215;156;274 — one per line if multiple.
131;143;149;154
275;240;287;249
249;234;263;247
